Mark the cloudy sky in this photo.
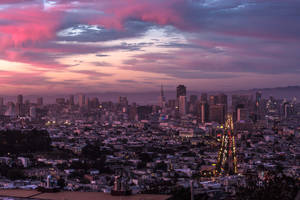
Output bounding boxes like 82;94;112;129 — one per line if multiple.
0;0;299;94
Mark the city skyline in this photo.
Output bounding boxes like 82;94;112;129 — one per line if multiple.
0;0;300;94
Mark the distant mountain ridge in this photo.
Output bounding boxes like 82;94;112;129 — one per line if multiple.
1;86;299;105
230;86;300;100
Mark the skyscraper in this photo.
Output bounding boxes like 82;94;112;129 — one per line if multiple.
237;107;249;122
17;94;23;105
209;95;217;105
190;95;197;105
79;94;86;107
256;91;262;104
56;98;65;105
232;94;253;122
197;101;209;123
16;94;23;116
179;96;187;116
90;97;100;108
200;93;208;103
5;102;15;117
209;104;226;124
255;91;262;120
283;102;290;120
69;95;75;106
188;95;198;114
216;93;227;105
0;97;3;107
37;97;43;106
30;106;37;119
159;85;166;113
208;94;227;123
119;96;128;107
176;85;186;99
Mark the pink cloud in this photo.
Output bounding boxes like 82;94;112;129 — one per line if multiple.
84;0;184;29
0;6;62;49
0;0;299;92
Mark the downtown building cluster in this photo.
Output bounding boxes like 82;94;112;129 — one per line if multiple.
0;86;299;199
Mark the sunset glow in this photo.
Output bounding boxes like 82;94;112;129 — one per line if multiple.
0;0;299;94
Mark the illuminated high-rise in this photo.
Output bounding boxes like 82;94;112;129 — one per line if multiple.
79;94;86;107
119;96;128;107
179;96;187;116
200;93;208;103
176;85;186;99
69;95;75;106
37;97;43;106
209;95;217;105
209;93;227;124
16;94;23;116
209;104;226;124
17;94;23;105
0;97;3;107
159;85;166;113
255;91;262;120
5;102;15;117
190;95;197;105
30;106;37;119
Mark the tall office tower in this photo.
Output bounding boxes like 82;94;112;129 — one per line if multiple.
179;96;187;116
119;96;128;107
237;107;249;122
209;95;217;105
209;104;226;124
201;93;208;103
209;94;227;105
159;85;166;112
79;94;86;107
283;102;290;119
232;94;253;121
69;95;75;106
216;93;227;105
137;105;152;120
256;91;262;104
37;97;43;106
0;97;3;107
201;103;207;123
128;104;137;121
0;97;3;115
232;95;252;109
25;100;30;106
86;97;91;109
216;114;238;175
90;97;100;108
167;99;176;110
188;95;198;114
17;94;23;105
255;91;262;120
190;95;198;105
30;106;37;119
5;102;15;117
216;93;228;114
16;94;23;116
56;98;65;105
208;94;227;122
197;101;209;123
176;85;187;99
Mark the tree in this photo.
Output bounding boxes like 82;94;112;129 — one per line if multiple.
81;144;101;159
236;172;299;200
57;177;66;189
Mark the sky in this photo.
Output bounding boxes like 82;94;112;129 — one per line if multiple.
0;0;299;95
